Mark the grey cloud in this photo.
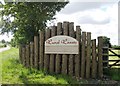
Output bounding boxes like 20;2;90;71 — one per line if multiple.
60;2;113;14
77;16;110;24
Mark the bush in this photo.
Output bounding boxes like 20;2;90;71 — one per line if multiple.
104;68;120;81
112;45;120;48
0;43;6;48
4;44;7;47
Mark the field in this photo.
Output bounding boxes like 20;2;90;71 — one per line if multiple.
109;50;120;68
0;47;120;85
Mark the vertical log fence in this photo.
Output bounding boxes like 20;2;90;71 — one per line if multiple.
19;21;104;79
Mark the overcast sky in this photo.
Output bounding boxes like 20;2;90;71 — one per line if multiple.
0;0;119;45
48;0;119;45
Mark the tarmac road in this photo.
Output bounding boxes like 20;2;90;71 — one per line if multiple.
0;46;10;53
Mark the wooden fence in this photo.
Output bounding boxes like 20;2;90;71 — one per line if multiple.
19;21;104;79
103;47;120;68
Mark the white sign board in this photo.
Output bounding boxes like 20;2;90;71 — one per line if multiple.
45;35;79;54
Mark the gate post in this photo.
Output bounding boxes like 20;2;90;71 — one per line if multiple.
98;36;103;78
102;47;109;68
19;44;22;64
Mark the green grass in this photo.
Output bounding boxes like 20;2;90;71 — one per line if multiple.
104;68;120;81
103;50;120;80
0;48;79;84
1;48;120;85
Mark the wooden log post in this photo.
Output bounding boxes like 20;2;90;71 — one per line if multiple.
39;30;45;70
61;21;69;74
98;36;103;78
56;22;62;73
30;42;34;68
22;46;26;66
44;29;51;71
49;26;57;73
81;32;86;78
19;45;22;64
102;47;109;68
75;26;81;77
26;44;30;68
86;32;91;78
68;22;75;76
34;36;39;69
91;39;97;78
21;46;23;65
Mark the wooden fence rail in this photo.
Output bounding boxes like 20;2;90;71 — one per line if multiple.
103;47;120;68
19;21;104;79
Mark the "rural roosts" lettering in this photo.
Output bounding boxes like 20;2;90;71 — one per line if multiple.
46;39;77;44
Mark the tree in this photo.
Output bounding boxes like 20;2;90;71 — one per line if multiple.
0;2;3;28
102;36;111;48
10;38;17;47
1;1;68;44
1;39;6;43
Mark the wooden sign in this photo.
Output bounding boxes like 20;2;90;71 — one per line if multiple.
45;35;79;54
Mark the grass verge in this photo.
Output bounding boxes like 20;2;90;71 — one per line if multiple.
104;68;120;81
0;48;79;84
0;47;119;85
